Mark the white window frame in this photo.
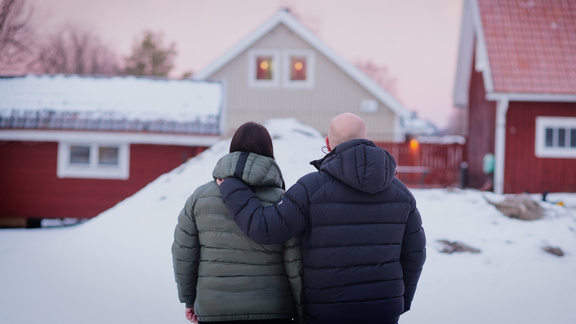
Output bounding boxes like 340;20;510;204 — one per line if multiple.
282;49;315;89
57;142;130;179
535;116;576;158
248;49;280;88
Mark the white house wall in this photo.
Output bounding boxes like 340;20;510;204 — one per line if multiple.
209;24;398;141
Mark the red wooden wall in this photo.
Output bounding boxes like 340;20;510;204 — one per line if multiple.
466;58;496;189
504;102;576;193
0;141;206;220
375;142;466;188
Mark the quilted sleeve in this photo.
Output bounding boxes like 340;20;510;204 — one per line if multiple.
283;235;304;322
219;177;309;244
171;193;201;307
400;205;426;312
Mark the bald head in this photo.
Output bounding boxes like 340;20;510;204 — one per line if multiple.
326;112;367;150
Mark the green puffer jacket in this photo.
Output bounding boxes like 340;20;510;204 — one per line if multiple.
172;151;304;322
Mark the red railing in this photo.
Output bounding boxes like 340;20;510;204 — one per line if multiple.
375;142;466;188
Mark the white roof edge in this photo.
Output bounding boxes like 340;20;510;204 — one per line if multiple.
278;11;411;118
453;0;475;107
193;10;289;81
193;9;410;118
0;130;220;146
471;0;494;93
453;0;495;108
486;92;576;102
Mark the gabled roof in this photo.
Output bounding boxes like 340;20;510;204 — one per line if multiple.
0;74;223;135
193;8;410;118
454;0;576;106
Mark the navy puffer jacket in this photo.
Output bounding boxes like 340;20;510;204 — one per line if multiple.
220;139;426;324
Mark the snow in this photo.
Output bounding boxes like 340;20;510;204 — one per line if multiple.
1;118;575;324
0;74;223;122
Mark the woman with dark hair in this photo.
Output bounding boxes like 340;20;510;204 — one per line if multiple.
229;122;275;159
172;122;303;324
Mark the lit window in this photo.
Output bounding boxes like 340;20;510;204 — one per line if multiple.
283;50;315;88
248;49;315;89
535;117;576;158
290;56;307;81
248;49;280;88
256;56;273;80
58;142;129;179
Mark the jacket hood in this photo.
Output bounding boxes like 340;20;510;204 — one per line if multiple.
213;151;285;189
311;139;396;193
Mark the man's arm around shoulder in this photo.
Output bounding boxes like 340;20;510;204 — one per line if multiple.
219;177;308;244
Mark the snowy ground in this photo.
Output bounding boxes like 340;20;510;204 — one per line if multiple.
1;119;575;324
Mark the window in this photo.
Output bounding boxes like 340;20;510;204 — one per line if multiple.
248;49;315;89
256;56;274;80
70;146;90;164
290;56;307;81
283;50;315;88
535;117;576;158
99;146;120;165
58;142;130;179
248;49;280;88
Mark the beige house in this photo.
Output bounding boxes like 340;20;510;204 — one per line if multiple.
194;8;410;141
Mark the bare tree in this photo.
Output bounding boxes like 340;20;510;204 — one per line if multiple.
355;59;398;96
124;30;176;77
32;24;121;75
0;0;37;74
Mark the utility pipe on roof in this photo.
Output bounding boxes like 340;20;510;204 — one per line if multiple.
494;98;509;194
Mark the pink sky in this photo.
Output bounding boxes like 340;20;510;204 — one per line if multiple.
28;0;463;129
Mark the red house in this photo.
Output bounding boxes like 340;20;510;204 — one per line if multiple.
0;75;224;227
454;0;576;194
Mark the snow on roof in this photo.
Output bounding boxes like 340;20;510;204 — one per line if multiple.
402;114;438;136
0;75;224;134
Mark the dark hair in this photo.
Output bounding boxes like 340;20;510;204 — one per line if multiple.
229;122;275;159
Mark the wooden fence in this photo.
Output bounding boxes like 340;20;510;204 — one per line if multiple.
375;141;466;188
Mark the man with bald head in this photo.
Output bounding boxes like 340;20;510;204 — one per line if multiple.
218;113;426;324
326;112;368;150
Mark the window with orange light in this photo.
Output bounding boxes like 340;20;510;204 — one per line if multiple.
256;56;273;80
290;56;307;81
283;50;314;88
